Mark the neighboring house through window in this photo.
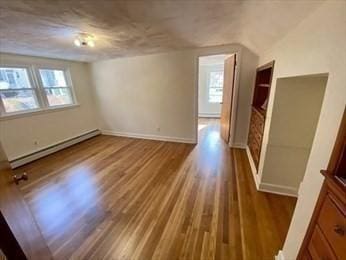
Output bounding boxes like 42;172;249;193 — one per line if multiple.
0;66;76;117
0;67;39;113
38;69;74;107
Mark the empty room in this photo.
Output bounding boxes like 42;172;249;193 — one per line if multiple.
0;1;345;260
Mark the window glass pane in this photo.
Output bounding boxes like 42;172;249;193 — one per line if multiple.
0;67;32;89
39;69;67;88
208;71;223;103
45;88;73;106
0;90;39;113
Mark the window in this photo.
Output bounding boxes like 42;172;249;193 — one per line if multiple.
38;69;73;107
0;66;76;117
0;67;39;113
208;71;223;103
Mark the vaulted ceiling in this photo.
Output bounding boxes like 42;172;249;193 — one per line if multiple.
0;0;322;62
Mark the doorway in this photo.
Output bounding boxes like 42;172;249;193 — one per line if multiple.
197;54;237;144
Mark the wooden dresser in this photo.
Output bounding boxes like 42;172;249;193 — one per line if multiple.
248;107;265;167
248;61;274;169
298;109;346;260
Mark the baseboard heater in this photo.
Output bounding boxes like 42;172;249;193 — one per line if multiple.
10;129;101;169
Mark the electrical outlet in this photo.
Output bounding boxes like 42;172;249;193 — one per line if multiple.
156;127;161;132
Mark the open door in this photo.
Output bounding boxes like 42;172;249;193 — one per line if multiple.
0;144;51;259
220;54;236;143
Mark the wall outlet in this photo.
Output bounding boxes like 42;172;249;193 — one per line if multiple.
156;127;161;132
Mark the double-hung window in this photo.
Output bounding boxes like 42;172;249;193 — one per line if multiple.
0;65;76;117
0;67;40;113
38;69;74;107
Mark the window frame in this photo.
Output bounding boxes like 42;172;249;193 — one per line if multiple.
35;66;77;108
0;64;43;115
207;69;224;104
0;64;78;119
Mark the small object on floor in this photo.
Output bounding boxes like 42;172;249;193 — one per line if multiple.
13;172;28;185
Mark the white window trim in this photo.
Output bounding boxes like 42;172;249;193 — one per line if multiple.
0;103;80;121
0;64;78;119
35;66;77;108
0;64;41;115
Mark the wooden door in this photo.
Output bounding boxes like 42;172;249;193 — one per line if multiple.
0;211;27;260
0;147;52;260
220;54;236;143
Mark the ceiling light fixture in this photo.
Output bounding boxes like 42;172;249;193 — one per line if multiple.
74;33;95;48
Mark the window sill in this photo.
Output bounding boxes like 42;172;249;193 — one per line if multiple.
0;103;80;121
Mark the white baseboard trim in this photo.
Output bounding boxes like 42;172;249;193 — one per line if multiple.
102;130;196;144
259;182;298;197
275;250;285;260
231;143;247;149
198;114;220;118
10;129;101;168
245;145;260;189
245;145;298;197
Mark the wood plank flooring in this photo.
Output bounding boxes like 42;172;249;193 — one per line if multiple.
16;119;296;260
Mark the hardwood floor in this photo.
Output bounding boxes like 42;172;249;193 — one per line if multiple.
15;119;296;260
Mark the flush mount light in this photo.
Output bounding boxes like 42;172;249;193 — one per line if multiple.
74;33;95;48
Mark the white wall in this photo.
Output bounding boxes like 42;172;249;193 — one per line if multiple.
0;142;7;163
256;1;346;259
90;50;196;143
0;43;257;160
261;75;327;195
198;63;223;118
90;44;258;146
0;53;98;160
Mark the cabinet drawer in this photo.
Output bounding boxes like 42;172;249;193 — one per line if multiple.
249;127;258;146
253;128;262;145
317;195;346;258
249;137;260;167
251;111;264;133
308;225;337;260
249;124;262;147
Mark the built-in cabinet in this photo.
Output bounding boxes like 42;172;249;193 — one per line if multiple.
247;61;274;169
298;109;346;260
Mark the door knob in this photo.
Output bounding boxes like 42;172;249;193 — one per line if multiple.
13;172;28;185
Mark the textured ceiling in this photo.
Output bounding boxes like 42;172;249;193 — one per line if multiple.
0;0;322;62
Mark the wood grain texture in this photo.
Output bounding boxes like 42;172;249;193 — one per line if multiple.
220;54;236;143
0;166;52;259
298;108;346;260
15;119;296;259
